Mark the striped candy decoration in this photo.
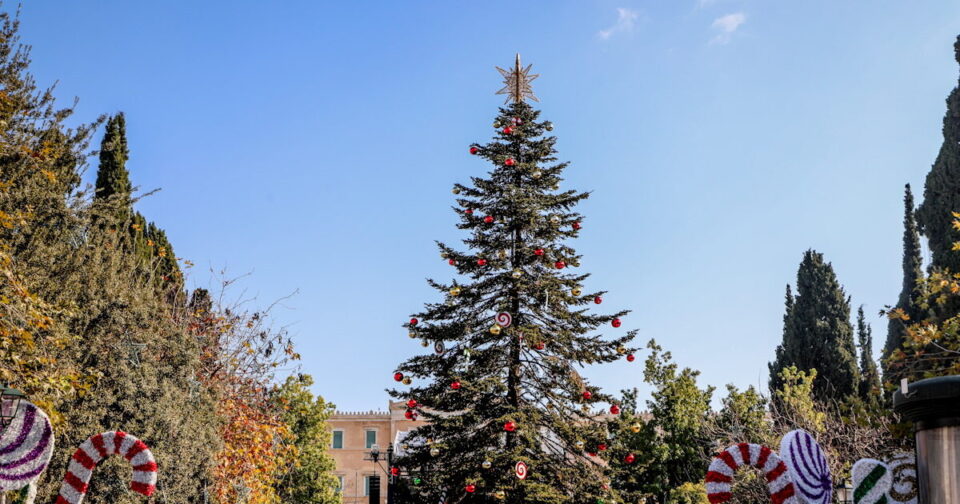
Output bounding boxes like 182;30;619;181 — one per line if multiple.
56;431;157;504
779;429;832;504
705;443;798;504
851;458;892;504
0;402;55;491
886;453;917;504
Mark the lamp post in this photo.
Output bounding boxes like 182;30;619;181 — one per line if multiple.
0;385;25;431
0;385;25;504
835;479;853;504
365;444;395;504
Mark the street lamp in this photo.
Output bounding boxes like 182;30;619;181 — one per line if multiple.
835;479;853;504
0;385;25;430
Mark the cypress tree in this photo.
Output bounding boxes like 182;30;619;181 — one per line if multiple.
917;36;960;272
769;250;861;403
883;184;923;382
856;306;882;400
94;113;132;223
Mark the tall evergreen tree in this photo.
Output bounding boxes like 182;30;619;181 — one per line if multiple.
883;184;923;382
94;113;132;222
856;306;882;401
389;56;637;504
769;250;860;403
917;36;960;272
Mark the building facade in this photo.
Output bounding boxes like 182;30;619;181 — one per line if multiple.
329;401;427;504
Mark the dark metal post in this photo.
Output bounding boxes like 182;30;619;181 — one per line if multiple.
387;443;395;504
893;375;960;504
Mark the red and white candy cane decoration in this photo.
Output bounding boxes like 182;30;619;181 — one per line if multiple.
705;443;798;504
56;431;157;504
495;312;512;328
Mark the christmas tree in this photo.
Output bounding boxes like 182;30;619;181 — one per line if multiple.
389;55;638;504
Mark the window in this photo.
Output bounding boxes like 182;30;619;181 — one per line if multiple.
336;476;344;494
365;429;377;449
364;475;380;496
332;430;343;449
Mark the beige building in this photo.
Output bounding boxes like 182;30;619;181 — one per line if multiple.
329;401;428;504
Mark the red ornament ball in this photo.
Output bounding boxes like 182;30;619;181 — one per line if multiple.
588;452;597;457
484;215;494;224
535;342;545;351
391;466;400;476
503;126;513;134
594;296;603;304
610;405;620;415
624;453;636;464
465;485;476;494
582;390;592;400
469;146;479;155
612;318;622;328
465;208;473;215
534;248;545;256
598;443;607;451
573;222;582;230
449;259;456;265
626;354;636;362
394;372;404;382
503;421;516;432
477;259;487;266
450;381;461;390
407;399;417;409
504;158;516;166
410;318;419;326
555;261;566;269
404;409;414;420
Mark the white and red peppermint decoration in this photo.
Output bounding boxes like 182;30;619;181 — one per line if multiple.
495;312;512;328
515;461;527;480
705;443;798;504
56;431;157;504
0;401;55;491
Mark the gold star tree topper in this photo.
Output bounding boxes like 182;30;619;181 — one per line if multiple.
496;53;539;104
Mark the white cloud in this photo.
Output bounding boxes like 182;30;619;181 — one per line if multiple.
710;12;745;44
598;8;640;40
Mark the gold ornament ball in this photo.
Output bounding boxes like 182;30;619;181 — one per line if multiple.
441;252;448;259
550;215;560;225
532;170;542;179
572;287;582;297
512;269;523;279
402;377;412;385
497;249;508;260
452;187;461;195
575;440;585;449
482;460;492;469
495;491;506;500
493;121;501;128
544;121;554;131
551;184;560;191
430;447;440;456
450;286;461;296
490;325;502;335
401;443;410;450
421;340;429;347
630;423;641;433
571;259;580;267
616;346;626;355
546;402;555;410
408;331;417;339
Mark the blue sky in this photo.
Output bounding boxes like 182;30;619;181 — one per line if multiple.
18;2;960;411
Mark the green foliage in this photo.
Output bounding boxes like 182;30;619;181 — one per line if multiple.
667;482;709;504
773;366;825;433
917;36;960;272
883;185;924;384
273;374;341;504
856;306;882;403
94;113;132;218
389;101;638;504
769;250;860;403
